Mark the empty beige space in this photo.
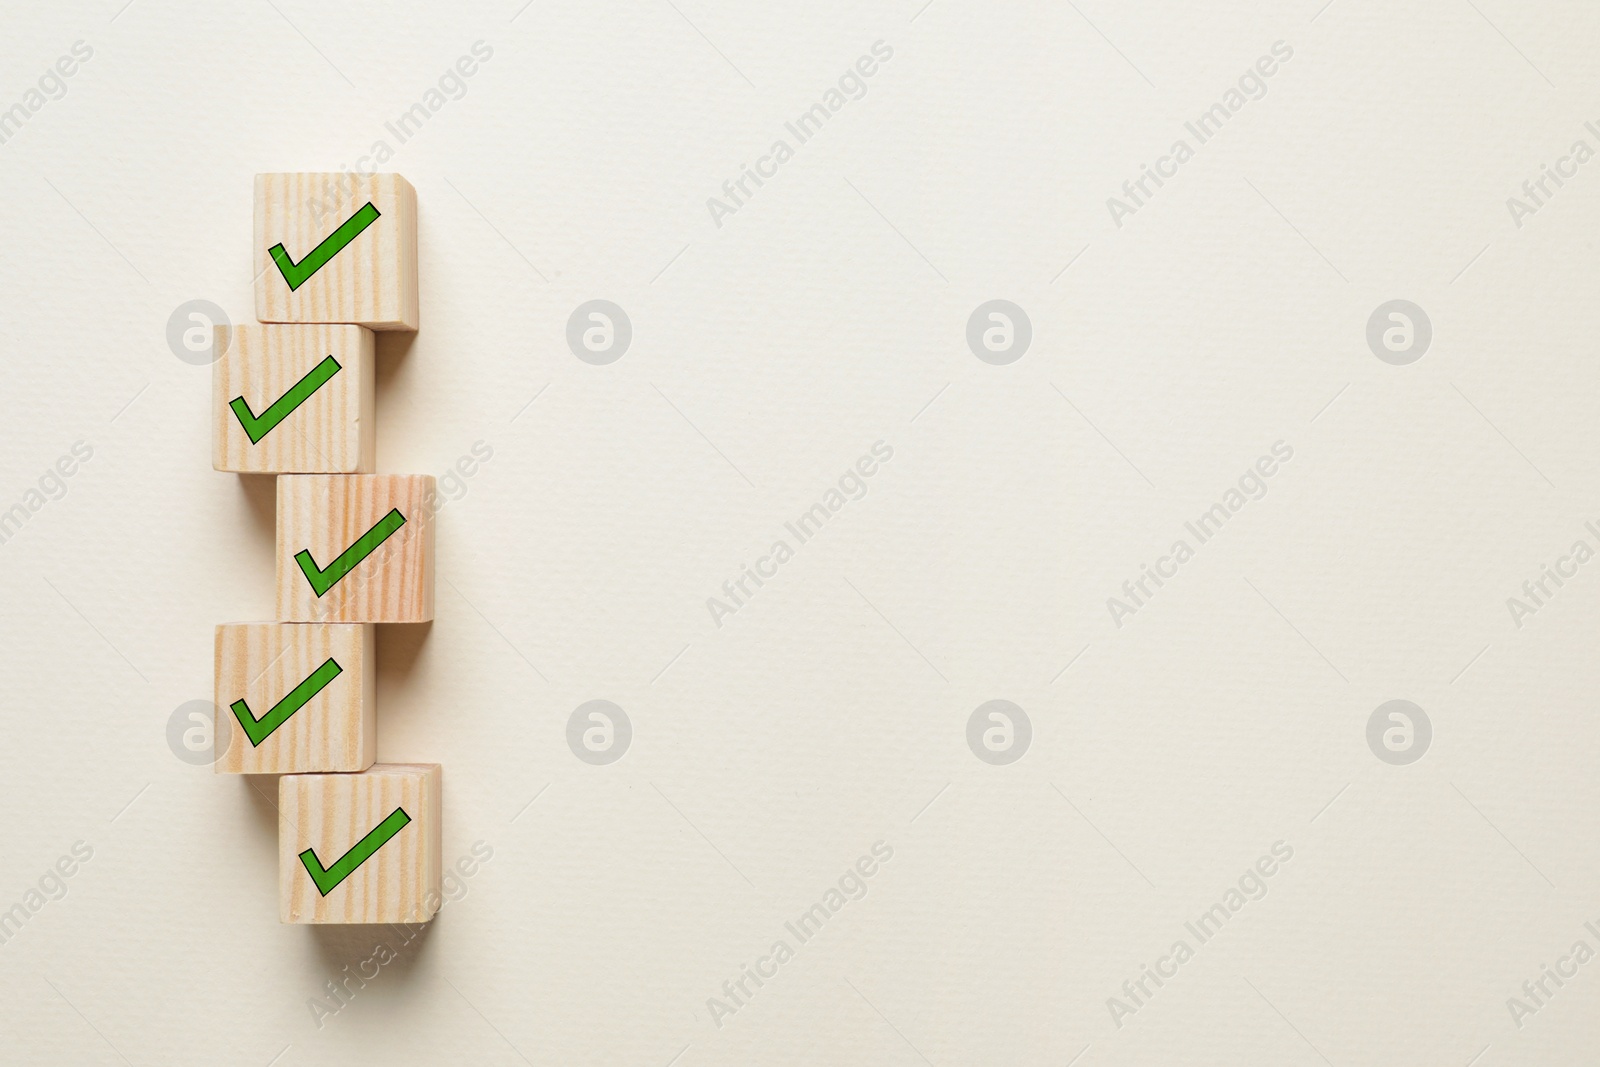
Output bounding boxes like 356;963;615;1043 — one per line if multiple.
5;4;1600;1066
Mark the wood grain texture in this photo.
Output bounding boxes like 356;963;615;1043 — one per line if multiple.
212;324;375;473
213;623;375;774
254;172;419;331
279;763;441;925
276;475;436;623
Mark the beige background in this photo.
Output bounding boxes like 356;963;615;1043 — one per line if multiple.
1;0;1598;1064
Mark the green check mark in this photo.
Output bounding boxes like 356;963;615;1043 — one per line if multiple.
295;508;407;597
229;356;341;444
269;201;382;291
298;806;411;896
230;656;342;747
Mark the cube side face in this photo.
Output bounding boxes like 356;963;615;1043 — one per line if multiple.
276;475;436;623
254;173;419;332
279;764;442;924
358;624;377;763
211;325;375;473
214;623;374;774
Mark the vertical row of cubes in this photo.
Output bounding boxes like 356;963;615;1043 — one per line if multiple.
212;173;443;925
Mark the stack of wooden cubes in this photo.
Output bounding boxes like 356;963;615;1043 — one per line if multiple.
213;173;442;925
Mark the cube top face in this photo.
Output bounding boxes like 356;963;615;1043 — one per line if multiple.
213;623;375;774
279;763;442;925
212;324;375;474
254;173;419;332
276;474;436;623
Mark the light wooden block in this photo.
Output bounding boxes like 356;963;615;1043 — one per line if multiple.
254;172;419;331
213;623;375;774
279;764;442;925
212;324;375;474
277;475;435;623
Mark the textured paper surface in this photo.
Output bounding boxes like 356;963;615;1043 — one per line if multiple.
1;2;1598;1064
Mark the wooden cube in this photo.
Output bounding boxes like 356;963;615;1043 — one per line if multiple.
213;623;375;774
212;324;375;474
279;763;442;924
254;172;419;331
277;475;435;623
